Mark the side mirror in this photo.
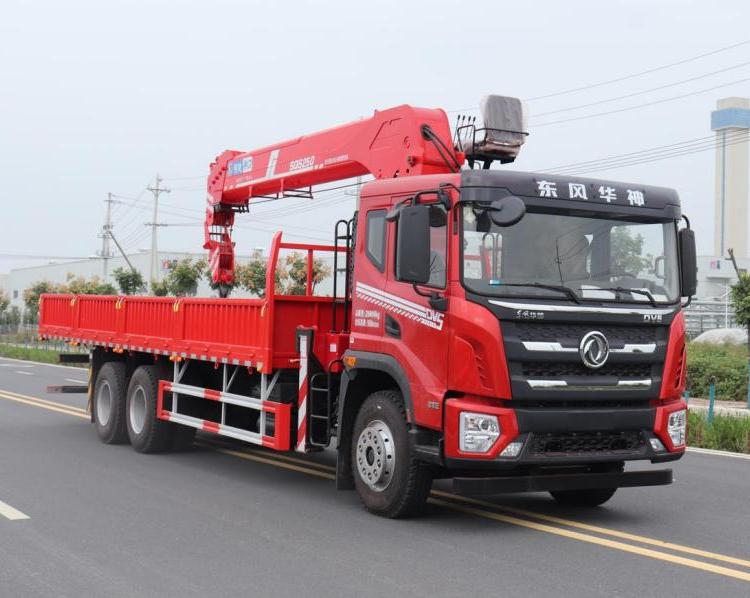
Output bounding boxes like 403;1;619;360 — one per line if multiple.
396;205;431;284
489;196;526;227
678;228;697;297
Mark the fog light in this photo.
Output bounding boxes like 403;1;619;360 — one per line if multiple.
460;412;500;453
500;440;524;458
649;437;665;452
667;409;687;447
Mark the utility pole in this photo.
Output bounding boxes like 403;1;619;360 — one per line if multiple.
146;174;170;285
99;192;115;277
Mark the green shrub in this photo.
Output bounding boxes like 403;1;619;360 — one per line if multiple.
688;410;750;453
686;342;747;401
0;343;85;367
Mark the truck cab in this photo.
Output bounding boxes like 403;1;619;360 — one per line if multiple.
337;168;696;515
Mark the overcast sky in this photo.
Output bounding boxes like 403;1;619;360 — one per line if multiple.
2;0;749;273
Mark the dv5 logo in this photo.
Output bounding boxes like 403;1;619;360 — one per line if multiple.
643;313;663;323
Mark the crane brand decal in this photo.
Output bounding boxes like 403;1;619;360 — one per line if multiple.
228;157;253;176
355;282;444;331
288;155;315;171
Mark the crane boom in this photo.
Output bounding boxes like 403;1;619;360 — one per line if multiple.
204;104;462;288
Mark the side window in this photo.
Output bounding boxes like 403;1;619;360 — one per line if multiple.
365;209;386;271
394;204;448;288
426;205;448;288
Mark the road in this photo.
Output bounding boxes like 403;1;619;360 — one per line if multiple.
0;356;749;597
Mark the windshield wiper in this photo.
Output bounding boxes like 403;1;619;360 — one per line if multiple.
598;286;657;307
498;282;581;304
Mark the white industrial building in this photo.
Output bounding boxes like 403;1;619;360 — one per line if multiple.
0;250;217;311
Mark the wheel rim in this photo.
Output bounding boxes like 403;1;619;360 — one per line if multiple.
96;381;112;426
129;386;147;435
355;419;395;492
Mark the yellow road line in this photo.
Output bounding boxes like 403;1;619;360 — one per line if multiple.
4;388;750;581
0;391;89;420
0;388;88;414
0;499;30;521
430;490;750;570
196;442;335;480
428;498;750;582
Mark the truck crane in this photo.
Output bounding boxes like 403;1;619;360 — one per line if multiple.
39;95;697;518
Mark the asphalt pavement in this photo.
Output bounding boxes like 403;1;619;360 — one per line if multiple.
1;356;749;597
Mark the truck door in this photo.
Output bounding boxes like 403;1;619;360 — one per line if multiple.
352;198;449;431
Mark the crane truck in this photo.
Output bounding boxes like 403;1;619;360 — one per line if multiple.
39;95;697;518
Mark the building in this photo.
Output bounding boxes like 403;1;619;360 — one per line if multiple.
0;251;214;311
712;97;750;258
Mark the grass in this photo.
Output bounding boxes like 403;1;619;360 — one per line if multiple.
0;343;86;367
688;410;750;454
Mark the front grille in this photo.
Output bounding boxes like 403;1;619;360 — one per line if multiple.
513;322;656;346
529;431;644;456
522;361;652;379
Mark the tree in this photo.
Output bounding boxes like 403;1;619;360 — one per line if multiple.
0;289;9;319
151;280;170;296
234;250;268;297
728;247;750;405
5;306;21;330
233;251;331;298
276;252;332;295
150;259;207;297
112;267;146;295
23;281;56;321
165;259;207;297
65;273;116;295
610;227;651;276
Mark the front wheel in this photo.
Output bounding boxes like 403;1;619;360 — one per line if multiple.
351;390;432;518
549;487;617;507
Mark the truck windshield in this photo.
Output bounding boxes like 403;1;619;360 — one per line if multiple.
461;205;679;304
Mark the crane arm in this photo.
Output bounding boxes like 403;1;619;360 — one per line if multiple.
204;104;462;287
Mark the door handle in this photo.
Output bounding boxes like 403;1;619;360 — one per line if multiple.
385;315;401;338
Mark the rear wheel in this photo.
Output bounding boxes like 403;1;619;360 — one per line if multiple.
93;362;129;444
126;365;176;453
351;389;432;518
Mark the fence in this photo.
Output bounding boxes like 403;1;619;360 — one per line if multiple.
684;300;738;338
0;324;88;355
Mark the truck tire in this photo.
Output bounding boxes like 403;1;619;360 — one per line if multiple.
126;365;175;453
549;487;617;507
93;362;129;444
170;424;196;451
549;463;622;507
351;389;432;518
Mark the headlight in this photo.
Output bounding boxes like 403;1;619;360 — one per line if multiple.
459;412;500;453
667;409;687;447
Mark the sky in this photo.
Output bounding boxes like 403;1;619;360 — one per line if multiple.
1;0;749;274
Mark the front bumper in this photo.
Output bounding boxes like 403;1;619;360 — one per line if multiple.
452;468;673;495
441;396;687;468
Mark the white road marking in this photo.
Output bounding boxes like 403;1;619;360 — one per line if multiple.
15;371;32;376
0;364;33;368
687;446;750;461
64;378;87;384
0;499;30;521
0;356;85;371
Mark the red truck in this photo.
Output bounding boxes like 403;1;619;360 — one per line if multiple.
39;96;696;518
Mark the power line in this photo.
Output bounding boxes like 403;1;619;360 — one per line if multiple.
538;131;746;172
534;75;750;127
541;133;748;176
533;60;750;118
447;38;750;114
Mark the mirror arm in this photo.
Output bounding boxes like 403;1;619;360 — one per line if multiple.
411;283;448;312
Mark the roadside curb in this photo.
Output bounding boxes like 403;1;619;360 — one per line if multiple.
687;446;750;460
